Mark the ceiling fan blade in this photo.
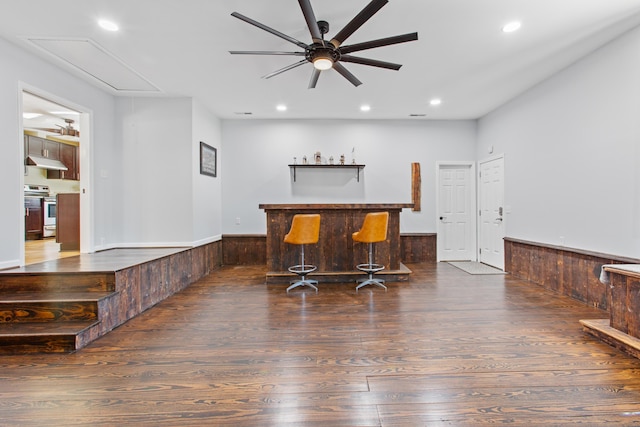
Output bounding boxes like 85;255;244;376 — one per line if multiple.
333;62;362;87
339;32;418;54
262;59;308;79
230;51;306;56
330;0;388;48
298;0;323;43
308;68;321;89
231;12;309;50
340;55;402;70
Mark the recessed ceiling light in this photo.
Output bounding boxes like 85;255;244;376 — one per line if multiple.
360;105;371;112
502;21;521;33
23;113;42;119
429;98;442;106
98;19;119;32
276;104;287;112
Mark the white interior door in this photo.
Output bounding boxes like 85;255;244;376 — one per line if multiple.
479;156;505;269
437;163;475;261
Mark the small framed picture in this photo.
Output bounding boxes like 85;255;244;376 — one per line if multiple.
200;141;217;177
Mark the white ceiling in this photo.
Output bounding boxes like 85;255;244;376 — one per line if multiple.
3;0;640;120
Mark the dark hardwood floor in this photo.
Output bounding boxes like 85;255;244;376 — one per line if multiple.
1;262;639;426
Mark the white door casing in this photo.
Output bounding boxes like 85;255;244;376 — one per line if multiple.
437;163;476;261
479;156;505;269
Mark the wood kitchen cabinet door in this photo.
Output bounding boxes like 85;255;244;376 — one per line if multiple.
27;135;59;159
25;197;43;240
48;143;79;180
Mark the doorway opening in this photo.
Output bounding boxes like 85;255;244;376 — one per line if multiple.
20;87;91;265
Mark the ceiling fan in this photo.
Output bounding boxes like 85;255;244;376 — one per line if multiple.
230;0;418;88
30;118;80;137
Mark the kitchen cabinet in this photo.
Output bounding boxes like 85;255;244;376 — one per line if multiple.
26;135;59;160
25;197;43;240
47;143;79;180
56;193;80;251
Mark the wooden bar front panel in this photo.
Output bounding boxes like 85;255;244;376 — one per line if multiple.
260;204;412;273
606;270;640;338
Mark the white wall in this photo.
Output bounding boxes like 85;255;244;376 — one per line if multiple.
192;99;223;245
0;37;117;268
113;97;223;247
221;119;477;234
477;25;640;258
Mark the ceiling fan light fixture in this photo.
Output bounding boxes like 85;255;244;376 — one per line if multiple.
313;57;333;71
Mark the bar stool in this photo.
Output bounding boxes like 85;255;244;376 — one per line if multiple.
284;214;321;293
352;212;389;291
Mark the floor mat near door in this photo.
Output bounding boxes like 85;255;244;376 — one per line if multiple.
447;261;506;275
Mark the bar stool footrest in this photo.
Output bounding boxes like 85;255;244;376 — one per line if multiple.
356;263;385;274
288;264;317;275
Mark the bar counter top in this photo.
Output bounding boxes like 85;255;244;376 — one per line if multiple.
259;203;414;210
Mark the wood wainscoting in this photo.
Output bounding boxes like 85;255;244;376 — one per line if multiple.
505;237;640;310
221;233;437;266
401;233;437;263
222;235;267;265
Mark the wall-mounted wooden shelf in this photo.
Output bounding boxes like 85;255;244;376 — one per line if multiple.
288;164;365;182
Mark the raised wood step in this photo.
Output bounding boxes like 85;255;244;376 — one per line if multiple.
0;321;99;354
0;245;219;353
0;272;115;293
0;291;114;323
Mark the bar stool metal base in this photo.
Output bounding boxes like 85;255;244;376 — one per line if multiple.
355;263;387;291
287;264;318;293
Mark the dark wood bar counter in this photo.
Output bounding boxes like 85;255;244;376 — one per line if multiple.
259;203;413;283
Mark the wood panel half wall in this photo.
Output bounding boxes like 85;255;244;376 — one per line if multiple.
505;237;640;311
222;233;437;266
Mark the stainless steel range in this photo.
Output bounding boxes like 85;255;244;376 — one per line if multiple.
23;184;49;197
43;196;56;237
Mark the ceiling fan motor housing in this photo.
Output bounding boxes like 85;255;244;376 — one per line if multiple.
306;44;340;65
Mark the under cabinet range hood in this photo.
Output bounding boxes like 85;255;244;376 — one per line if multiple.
26;155;68;171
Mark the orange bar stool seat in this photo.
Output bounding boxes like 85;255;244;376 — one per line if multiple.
352;212;389;291
284;214;321;292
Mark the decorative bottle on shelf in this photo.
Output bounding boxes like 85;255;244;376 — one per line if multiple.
329;156;334;165
340;154;345;165
315;151;322;165
302;155;307;164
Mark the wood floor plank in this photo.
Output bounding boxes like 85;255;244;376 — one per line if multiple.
0;262;639;426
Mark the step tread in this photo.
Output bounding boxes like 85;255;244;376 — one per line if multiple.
0;320;99;336
0;291;115;303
